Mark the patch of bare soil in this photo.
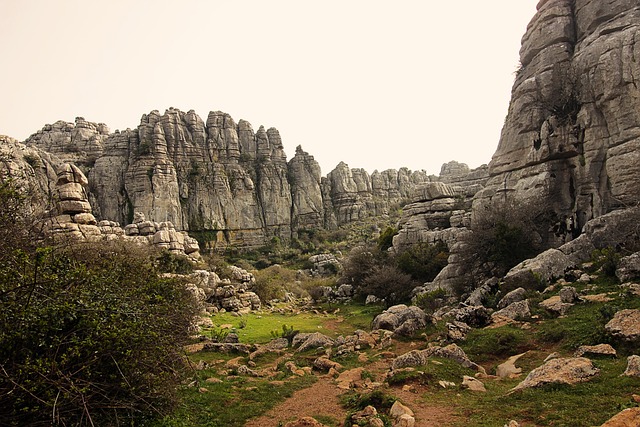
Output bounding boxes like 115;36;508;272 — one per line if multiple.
245;377;347;427
246;339;462;427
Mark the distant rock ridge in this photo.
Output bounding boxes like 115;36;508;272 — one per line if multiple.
1;110;485;249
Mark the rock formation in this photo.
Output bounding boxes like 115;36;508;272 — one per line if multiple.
474;0;640;243
390;161;489;254
4;108;484;251
42;163;201;258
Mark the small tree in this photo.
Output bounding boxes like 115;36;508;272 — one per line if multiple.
455;197;554;296
359;265;418;307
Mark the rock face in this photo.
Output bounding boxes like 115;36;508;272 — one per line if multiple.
42;164;201;258
11;109;450;250
393;163;489;251
475;0;640;244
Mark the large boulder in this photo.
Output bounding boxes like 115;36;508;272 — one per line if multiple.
497;287;527;309
605;309;640;341
492;300;530;321
392;344;485;374
600;408;640;427
371;305;428;337
616;252;640;283
510;357;600;392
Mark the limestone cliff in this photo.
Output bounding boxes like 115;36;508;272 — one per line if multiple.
475;0;640;243
7;108;460;249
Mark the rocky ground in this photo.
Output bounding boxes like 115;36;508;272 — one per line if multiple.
178;265;640;427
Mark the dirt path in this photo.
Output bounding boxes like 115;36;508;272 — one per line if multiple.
245;376;348;427
245;340;461;427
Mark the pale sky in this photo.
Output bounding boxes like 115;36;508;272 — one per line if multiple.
0;1;538;176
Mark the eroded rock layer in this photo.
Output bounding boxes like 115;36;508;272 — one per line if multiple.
4;109;481;249
475;0;640;243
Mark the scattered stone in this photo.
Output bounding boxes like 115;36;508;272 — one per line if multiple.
294;332;335;352
492;300;530;321
205;377;223;384
390;401;414;418
237;364;261;377
621;283;640;297
573;344;617;358
350;405;385;427
366;294;382;305
599;407;640;427
392;344;485;374
462;375;486;392
438;380;456;388
371;305;428;337
510;357;600;392
496;353;527;378
622;355;640;377
581;293;615;303
497;287;527;309
313;356;343;372
504;421;520;427
616;252;640;283
284;417;329;427
559;286;579;303
449;305;492;328
464;282;494;306
336;367;364;390
605;310;640;341
539;296;573;316
446;321;471;341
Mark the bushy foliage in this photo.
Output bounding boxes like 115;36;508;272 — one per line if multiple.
0;183;198;426
414;287;448;315
359;265;418;307
455;197;554;296
395;241;449;283
339;241;448;306
377;226;398;252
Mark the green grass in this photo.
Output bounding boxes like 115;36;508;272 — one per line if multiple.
206;303;383;344
149;374;316;427
437;357;640;426
460;325;533;364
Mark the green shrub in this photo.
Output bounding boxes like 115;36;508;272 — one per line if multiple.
359;265;418;307
461;326;532;362
455;197;554;295
0;243;198;426
154;250;195;274
591;247;622;278
414;287;448;315
394;241;449;282
377;226;398;252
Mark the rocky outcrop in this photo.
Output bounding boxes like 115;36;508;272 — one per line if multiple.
12;109;441;250
42;163;201;258
392;163;489;252
322;162;430;228
475;0;640;244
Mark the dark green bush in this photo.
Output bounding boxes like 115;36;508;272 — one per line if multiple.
455;197;554;295
0;182;198;426
359;265;418;307
377;226;398;252
394;241;449;282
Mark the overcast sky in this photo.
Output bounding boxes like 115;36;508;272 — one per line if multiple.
1;1;538;176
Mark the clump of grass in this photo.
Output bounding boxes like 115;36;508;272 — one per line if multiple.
461;325;533;363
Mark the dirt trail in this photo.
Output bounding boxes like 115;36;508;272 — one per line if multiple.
245;340;461;427
244;377;347;427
